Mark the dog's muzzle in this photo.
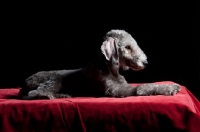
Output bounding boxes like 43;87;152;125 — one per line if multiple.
142;60;148;67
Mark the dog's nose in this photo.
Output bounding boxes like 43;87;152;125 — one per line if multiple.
142;60;148;66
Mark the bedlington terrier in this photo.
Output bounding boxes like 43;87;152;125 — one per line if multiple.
18;29;181;99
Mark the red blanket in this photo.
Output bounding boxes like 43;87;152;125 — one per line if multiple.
0;81;200;132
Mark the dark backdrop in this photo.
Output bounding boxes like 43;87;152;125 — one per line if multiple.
1;1;200;100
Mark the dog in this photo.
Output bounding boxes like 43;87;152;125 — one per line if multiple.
18;29;181;99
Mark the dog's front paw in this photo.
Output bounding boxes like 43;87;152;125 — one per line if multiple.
164;83;181;95
154;83;181;96
136;83;181;96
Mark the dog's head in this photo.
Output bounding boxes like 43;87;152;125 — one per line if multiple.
101;29;148;71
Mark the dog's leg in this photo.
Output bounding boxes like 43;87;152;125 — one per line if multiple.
21;90;55;100
54;93;71;98
105;80;138;97
106;79;181;97
135;83;181;96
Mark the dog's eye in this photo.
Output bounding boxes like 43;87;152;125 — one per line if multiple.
125;45;131;50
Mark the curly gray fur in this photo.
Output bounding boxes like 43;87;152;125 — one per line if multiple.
18;29;181;99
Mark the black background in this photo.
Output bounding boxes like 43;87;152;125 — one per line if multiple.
1;1;200;100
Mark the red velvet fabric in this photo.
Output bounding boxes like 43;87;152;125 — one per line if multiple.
0;81;200;132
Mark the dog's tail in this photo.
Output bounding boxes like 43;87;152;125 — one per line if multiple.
17;88;27;99
17;83;30;99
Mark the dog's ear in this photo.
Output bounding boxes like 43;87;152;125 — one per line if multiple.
101;37;119;76
101;37;119;61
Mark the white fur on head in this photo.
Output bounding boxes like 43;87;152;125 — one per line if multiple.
105;29;148;71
